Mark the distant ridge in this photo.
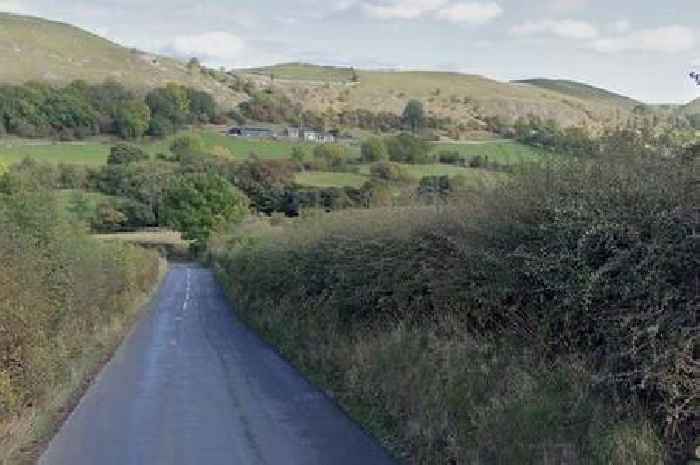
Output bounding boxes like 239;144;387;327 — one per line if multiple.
512;79;642;110
0;12;244;105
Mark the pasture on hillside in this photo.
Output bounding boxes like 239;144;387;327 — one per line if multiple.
431;140;557;165
295;171;368;188
0;140;111;166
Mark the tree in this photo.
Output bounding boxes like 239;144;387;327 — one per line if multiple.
187;57;201;72
402;99;425;133
114;100;151;139
313;144;348;170
291;146;307;165
369;160;406;182
162;173;248;250
107;143;149;165
385;133;432;164
169;134;206;160
187;89;217;123
361;137;389;162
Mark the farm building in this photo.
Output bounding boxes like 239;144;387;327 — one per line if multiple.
229;127;276;139
295;128;336;144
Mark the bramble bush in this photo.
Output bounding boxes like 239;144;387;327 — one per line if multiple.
211;147;697;463
0;170;160;432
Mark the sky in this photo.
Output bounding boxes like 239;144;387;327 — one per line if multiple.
1;0;699;103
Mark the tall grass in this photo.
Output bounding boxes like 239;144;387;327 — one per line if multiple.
211;150;697;464
0;178;162;464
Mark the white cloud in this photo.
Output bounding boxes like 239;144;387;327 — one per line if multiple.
171;31;245;63
549;0;588;13
0;0;30;14
611;19;631;34
435;2;502;24
590;25;695;53
363;0;448;20
362;0;502;23
510;19;598;40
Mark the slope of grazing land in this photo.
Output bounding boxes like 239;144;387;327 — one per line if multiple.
512;79;641;110
679;97;700;115
0;179;163;465
295;171;368;188
0;13;245;106
242;62;355;82
237;64;638;129
211;151;697;464
0;139;111;166
431;140;557;165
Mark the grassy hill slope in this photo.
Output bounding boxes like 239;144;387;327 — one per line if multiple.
512;79;641;110
0;13;245;106
237;63;637;129
679;97;700;115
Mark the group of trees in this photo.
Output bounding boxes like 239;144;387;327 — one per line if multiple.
0;80;219;140
360;133;432;164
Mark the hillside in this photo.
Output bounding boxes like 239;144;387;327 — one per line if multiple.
0;13;245;106
0;14;643;130
236;63;638;129
512;79;641;110
680;97;700;115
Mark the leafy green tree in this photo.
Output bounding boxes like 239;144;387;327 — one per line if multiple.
369;160;407;181
232;157;295;214
385;133;432;164
108;143;149;165
162;173;248;249
361;137;389;162
402;99;425;133
313;144;348;170
169;134;206;160
187;89;217;123
114;100;151;139
290;146;307;165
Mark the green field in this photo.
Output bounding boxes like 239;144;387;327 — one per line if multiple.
0;129;366;166
431;140;556;165
295;171;368;188
0;140;110;166
242;63;355;82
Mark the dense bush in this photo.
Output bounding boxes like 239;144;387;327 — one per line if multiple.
0;174;160;456
369;160;408;182
107;143;150;165
361;137;389;162
162;173;248;250
437;150;463;165
211;149;697;463
239;91;301;124
385;133;433;164
313;144;349;170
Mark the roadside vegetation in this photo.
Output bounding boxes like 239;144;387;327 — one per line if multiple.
210;141;698;464
0;166;162;464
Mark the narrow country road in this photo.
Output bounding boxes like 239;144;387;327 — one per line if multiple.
39;264;396;465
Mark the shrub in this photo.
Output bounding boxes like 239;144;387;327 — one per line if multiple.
107;143;150;165
437;150;463;164
210;149;697;462
369;160;407;182
361;137;389;162
0;178;159;433
385;133;433;164
313;144;349;170
169;134;206;159
162;173;248;251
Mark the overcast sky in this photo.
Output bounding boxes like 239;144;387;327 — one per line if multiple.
2;0;699;103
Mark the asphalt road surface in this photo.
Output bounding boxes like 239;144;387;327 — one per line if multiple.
39;264;396;465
